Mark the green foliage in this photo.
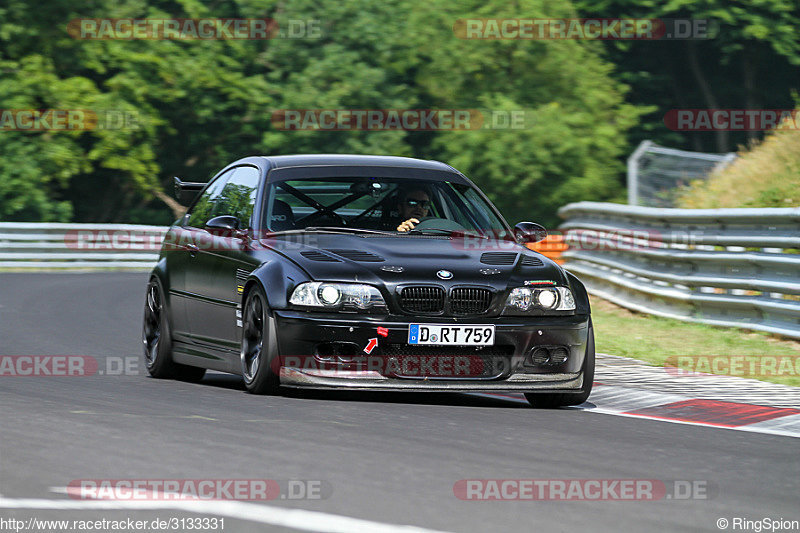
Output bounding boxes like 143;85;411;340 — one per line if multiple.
677;119;800;208
0;0;643;225
402;0;643;225
573;0;800;153
7;0;795;224
0;0;274;222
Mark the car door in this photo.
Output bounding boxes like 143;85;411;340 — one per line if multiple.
167;170;234;344
184;166;262;358
179;167;237;351
162;216;192;345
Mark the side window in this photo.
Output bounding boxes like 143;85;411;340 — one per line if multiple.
213;167;260;229
453;183;508;234
185;168;236;229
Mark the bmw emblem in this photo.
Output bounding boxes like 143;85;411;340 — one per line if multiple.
436;270;453;280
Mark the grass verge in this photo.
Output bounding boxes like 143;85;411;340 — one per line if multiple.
591;296;800;387
676;116;800;209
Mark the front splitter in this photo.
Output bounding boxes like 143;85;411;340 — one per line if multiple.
279;367;584;392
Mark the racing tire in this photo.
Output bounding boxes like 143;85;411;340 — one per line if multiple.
524;322;595;408
240;284;281;395
143;277;206;382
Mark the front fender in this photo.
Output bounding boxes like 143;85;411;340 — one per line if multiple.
566;270;591;316
149;257;169;292
245;259;306;310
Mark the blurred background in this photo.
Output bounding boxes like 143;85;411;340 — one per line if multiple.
1;0;798;228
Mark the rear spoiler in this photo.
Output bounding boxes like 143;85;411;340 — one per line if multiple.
173;176;206;204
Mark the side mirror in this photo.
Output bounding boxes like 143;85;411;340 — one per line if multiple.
205;215;244;238
514;222;548;244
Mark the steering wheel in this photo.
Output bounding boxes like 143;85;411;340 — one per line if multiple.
410;217;466;232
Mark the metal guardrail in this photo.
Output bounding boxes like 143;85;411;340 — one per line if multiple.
4;213;799;341
0;222;572;269
558;202;800;339
0;223;167;269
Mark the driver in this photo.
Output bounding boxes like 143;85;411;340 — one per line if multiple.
395;187;432;232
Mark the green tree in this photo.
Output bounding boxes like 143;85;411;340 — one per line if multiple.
258;0;642;225
1;0;643;226
573;0;800;153
402;0;643;225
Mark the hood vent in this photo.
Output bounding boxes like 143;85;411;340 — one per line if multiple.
327;249;385;262
300;250;341;262
521;255;544;267
480;252;517;266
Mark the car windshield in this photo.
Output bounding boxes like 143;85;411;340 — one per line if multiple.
263;177;512;239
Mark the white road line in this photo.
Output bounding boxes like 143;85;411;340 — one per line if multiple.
585;408;800;439
0;491;452;533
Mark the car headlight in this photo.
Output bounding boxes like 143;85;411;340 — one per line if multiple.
290;282;387;312
504;286;575;313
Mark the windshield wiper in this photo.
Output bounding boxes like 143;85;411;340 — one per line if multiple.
405;228;453;236
405;228;490;239
303;226;395;236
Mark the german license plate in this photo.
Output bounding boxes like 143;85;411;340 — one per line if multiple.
408;324;495;346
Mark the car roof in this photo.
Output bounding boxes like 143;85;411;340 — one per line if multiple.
259;154;458;172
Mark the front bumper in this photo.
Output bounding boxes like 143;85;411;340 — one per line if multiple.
273;310;590;393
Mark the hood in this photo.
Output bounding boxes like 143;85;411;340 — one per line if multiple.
261;233;568;292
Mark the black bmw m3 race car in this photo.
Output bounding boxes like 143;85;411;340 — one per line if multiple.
143;155;594;407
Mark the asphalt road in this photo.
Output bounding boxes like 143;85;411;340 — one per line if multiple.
0;273;798;532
